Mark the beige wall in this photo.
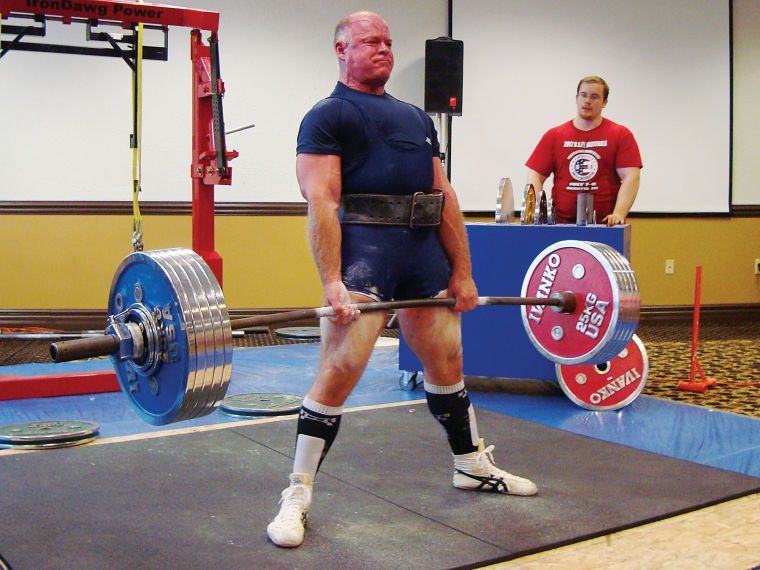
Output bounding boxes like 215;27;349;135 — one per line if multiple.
0;214;322;311
2;214;758;311
627;217;760;306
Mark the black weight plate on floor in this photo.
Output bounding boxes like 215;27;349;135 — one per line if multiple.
274;326;321;340
219;393;304;417
0;420;99;449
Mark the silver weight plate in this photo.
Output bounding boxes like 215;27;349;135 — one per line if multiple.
496;177;514;223
274;326;321;340
172;249;232;419
0;420;99;450
219;392;304;417
158;250;213;422
150;250;204;423
592;243;640;356
160;249;232;422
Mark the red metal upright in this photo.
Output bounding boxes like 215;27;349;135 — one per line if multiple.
2;0;235;285
190;29;236;286
677;266;718;393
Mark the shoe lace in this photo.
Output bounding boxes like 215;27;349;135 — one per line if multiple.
475;444;497;471
276;484;311;524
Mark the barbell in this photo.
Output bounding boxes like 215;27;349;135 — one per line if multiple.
49;240;640;425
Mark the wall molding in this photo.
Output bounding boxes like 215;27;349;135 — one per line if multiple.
2;304;759;333
2;201;759;218
0;201;308;216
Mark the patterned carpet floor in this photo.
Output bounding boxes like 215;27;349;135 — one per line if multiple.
2;319;758;418
636;321;760;418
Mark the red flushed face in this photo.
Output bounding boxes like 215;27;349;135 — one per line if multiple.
338;13;394;93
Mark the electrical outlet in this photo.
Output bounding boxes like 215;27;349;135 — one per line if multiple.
665;259;675;274
755;258;760;275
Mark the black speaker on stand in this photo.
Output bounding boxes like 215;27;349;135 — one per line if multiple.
424;37;463;179
424;37;463;116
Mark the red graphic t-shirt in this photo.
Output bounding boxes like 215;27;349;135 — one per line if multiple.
526;118;642;222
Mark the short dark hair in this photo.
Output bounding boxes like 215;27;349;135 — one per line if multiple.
577;76;609;100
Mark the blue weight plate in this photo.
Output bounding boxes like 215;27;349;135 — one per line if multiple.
108;250;193;425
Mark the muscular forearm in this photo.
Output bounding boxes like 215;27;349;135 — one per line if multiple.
438;193;472;280
430;157;477;310
296;153;344;288
306;198;343;287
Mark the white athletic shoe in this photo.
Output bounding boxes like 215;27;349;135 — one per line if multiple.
453;439;538;496
267;473;313;547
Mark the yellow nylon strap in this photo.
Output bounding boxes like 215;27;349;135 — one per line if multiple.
131;5;145;251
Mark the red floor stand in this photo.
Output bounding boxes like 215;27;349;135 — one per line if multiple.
676;266;718;393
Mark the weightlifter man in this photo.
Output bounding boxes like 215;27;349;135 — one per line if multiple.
267;11;537;548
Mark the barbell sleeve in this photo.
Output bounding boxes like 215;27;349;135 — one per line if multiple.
50;334;120;363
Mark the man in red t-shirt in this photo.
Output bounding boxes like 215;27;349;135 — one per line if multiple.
525;76;642;225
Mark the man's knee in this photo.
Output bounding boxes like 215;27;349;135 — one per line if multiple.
322;357;366;383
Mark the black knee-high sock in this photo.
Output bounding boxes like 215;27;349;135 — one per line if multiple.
425;380;479;455
292;397;342;479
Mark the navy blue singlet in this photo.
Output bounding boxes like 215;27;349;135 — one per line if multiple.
297;82;451;302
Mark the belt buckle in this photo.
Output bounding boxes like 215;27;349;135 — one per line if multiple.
409;192;425;229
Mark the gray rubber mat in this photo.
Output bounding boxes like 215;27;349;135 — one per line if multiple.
1;403;759;569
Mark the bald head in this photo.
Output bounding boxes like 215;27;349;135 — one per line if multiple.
334;11;387;47
334;11;394;95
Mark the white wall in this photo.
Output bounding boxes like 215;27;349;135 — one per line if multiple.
3;0;758;210
1;0;447;202
450;0;732;213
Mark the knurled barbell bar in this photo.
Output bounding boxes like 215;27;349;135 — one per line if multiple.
48;240;640;425
50;294;575;362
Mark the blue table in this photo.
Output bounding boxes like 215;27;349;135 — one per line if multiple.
399;223;631;381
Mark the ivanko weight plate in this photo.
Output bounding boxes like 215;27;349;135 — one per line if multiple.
0;420;99;450
219;393;304;417
555;334;649;410
520;240;639;365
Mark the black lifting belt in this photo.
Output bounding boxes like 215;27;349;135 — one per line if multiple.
339;191;444;228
